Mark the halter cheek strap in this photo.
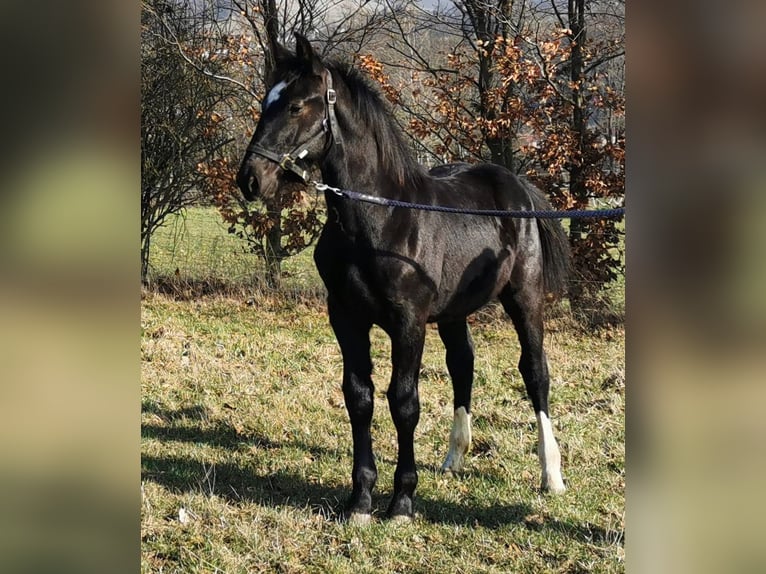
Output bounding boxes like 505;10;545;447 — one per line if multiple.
324;71;342;148
246;69;341;183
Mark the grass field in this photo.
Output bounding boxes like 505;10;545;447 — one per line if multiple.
141;208;625;573
144;207;324;296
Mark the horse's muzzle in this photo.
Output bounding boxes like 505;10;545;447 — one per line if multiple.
237;155;282;201
236;163;257;201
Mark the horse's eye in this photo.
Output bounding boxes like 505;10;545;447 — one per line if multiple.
289;103;302;115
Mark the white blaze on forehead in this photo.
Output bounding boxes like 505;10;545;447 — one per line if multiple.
263;80;289;111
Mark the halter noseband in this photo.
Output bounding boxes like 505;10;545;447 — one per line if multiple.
246;71;341;183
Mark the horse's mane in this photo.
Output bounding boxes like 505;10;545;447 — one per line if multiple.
330;61;427;191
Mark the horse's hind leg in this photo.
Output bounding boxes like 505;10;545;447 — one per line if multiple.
328;297;377;524
499;284;566;493
437;319;474;474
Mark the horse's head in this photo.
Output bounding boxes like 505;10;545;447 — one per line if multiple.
236;34;336;201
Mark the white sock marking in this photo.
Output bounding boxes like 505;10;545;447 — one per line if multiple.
536;411;566;493
264;80;288;111
441;407;472;473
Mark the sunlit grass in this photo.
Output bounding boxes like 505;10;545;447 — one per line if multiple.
141;206;625;572
146;206;323;297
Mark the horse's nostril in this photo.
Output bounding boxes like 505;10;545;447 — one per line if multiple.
249;174;258;197
236;164;259;200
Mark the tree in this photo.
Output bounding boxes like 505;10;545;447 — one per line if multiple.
558;0;625;309
140;0;234;283
143;0;625;306
365;0;625;311
170;0;404;287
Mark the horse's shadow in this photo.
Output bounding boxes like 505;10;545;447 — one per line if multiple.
143;402;348;517
141;402;618;543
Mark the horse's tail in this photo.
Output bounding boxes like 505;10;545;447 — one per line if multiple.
522;180;571;297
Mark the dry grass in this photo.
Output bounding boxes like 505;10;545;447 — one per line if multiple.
141;207;624;572
141;294;624;573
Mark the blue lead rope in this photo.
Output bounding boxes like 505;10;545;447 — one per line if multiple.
315;182;625;219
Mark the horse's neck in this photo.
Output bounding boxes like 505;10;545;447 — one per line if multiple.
319;131;396;239
318;83;428;235
321;130;385;193
320;87;423;195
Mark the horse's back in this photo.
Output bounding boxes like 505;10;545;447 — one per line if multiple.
429;162;471;179
429;162;534;212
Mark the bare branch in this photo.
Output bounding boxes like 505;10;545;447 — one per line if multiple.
584;49;625;75
155;10;259;99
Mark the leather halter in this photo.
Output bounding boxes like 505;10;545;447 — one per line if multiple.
246;71;341;183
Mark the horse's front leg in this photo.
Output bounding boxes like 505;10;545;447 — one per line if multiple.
386;320;427;522
328;298;376;524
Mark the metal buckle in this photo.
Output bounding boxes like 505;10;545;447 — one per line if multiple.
279;154;295;171
279;153;309;182
327;88;337;105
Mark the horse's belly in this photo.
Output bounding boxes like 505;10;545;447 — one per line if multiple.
429;247;514;321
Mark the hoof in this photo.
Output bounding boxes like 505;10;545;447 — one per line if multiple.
346;512;372;526
389;513;413;524
542;477;566;494
440;455;464;475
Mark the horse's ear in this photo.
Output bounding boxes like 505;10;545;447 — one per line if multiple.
294;33;323;75
272;40;291;66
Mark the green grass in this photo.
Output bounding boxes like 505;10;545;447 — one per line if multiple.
146;207;322;295
141;207;625;573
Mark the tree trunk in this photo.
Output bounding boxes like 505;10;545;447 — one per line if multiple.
261;0;280;71
141;230;151;285
472;0;517;171
264;211;283;289
259;0;283;290
567;0;590;308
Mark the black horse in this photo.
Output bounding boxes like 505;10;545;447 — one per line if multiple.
237;34;570;524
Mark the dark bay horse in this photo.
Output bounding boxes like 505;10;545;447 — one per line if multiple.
237;34;570;524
